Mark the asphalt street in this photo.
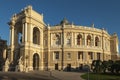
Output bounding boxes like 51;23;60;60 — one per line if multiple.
0;71;84;80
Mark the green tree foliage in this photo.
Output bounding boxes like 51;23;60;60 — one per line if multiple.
91;60;120;73
101;61;108;73
107;60;114;73
91;60;102;73
114;60;120;73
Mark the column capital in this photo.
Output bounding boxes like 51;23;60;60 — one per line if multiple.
9;26;15;30
8;20;15;26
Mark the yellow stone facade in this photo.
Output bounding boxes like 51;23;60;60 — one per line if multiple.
7;6;119;71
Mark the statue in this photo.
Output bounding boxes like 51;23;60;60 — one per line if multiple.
16;56;24;72
2;58;10;72
5;58;9;66
18;56;23;65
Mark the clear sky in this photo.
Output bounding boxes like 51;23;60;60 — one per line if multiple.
0;0;120;46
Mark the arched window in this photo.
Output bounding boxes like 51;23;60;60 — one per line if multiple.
33;27;40;45
33;53;39;70
87;35;91;46
95;37;99;46
55;35;60;45
77;34;82;45
18;33;22;44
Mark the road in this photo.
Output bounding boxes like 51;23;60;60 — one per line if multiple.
0;71;85;80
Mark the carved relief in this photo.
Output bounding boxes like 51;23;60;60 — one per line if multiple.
52;33;61;45
66;32;71;39
65;32;71;45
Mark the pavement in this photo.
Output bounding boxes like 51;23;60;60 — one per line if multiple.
49;71;85;80
0;71;85;80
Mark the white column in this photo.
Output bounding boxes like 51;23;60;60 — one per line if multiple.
60;33;62;46
41;52;44;70
41;30;43;46
51;33;52;46
25;23;27;42
71;32;73;46
10;25;14;62
96;52;98;60
75;33;76;45
11;26;14;46
93;35;95;46
9;29;12;45
100;36;102;48
84;34;87;46
63;32;65;46
73;33;75;46
83;51;88;64
3;49;6;59
22;23;25;43
30;24;33;43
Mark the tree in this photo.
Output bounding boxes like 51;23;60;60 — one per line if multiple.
114;60;120;73
107;60;114;73
101;61;108;73
91;60;102;73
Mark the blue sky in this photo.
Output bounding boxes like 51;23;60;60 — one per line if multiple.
0;0;120;46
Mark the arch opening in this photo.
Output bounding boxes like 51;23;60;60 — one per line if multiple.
87;35;91;46
33;53;39;70
95;37;99;46
33;27;40;45
77;34;82;45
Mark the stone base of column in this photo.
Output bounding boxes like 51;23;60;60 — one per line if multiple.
28;66;33;71
40;66;44;70
15;64;24;72
2;66;9;72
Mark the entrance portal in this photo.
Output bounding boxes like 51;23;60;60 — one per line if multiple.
33;53;39;70
55;63;58;70
67;64;71;71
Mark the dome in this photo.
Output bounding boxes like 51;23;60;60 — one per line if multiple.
60;18;70;25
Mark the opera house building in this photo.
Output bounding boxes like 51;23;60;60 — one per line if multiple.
5;6;119;71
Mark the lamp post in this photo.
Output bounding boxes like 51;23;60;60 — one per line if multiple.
61;24;64;70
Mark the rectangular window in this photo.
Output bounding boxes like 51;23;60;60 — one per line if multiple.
54;51;59;60
78;51;83;59
44;40;47;46
88;52;93;60
67;39;71;45
56;40;59;45
97;53;100;60
67;53;71;59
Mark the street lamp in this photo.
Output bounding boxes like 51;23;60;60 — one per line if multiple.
61;23;64;70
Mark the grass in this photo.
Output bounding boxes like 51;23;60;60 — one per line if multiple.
81;73;120;80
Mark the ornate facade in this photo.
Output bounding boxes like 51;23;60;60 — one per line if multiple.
7;6;119;71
